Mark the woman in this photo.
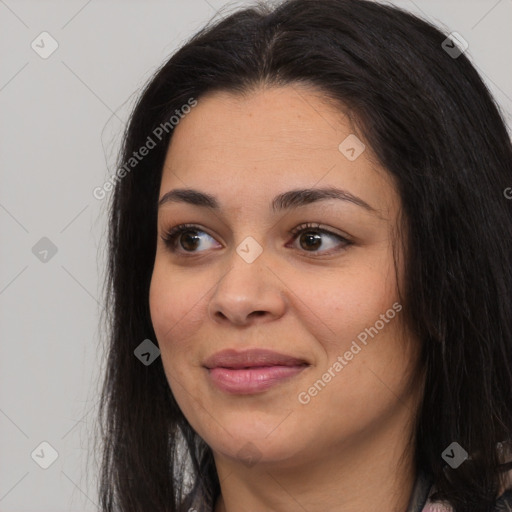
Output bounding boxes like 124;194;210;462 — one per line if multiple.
97;0;512;510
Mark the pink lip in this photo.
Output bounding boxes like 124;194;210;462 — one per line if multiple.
204;349;310;394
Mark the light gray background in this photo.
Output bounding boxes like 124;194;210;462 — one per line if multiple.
1;0;511;510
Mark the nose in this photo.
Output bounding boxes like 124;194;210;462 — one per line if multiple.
208;246;287;326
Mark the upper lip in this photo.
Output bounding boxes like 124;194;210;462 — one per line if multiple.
203;349;309;369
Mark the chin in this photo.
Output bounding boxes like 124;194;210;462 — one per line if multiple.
201;421;307;466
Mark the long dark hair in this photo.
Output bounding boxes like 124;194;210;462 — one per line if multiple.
97;0;512;510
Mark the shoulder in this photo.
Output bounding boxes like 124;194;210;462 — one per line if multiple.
420;489;512;512
495;489;512;511
414;466;512;512
418;442;512;512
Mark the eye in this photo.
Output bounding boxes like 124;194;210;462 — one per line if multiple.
287;222;352;255
161;223;220;253
160;222;352;256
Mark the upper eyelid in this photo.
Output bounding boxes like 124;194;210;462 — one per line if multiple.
289;222;349;238
162;223;217;240
161;223;347;239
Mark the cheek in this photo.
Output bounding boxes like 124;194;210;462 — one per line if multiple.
296;265;414;416
149;268;175;342
289;256;399;351
149;260;206;346
149;263;207;406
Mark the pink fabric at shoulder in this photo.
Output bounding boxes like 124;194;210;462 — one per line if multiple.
421;503;453;512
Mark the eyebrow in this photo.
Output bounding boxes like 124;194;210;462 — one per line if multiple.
158;187;380;216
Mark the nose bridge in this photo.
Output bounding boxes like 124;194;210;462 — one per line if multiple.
216;236;267;304
208;236;285;324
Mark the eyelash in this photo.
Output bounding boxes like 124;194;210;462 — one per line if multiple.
161;222;352;256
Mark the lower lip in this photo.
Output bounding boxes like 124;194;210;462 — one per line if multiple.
207;365;308;394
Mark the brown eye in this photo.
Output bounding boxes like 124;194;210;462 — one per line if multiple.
178;230;201;251
288;223;352;255
299;231;322;251
161;224;219;253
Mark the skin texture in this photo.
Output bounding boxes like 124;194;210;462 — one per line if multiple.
149;85;426;512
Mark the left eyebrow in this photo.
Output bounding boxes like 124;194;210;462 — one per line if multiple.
158;186;382;217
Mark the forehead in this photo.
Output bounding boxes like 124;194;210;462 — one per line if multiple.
159;86;399;219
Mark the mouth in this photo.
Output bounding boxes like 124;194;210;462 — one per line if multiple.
203;348;309;369
203;349;310;394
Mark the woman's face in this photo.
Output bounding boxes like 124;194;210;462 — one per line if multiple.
149;85;423;469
